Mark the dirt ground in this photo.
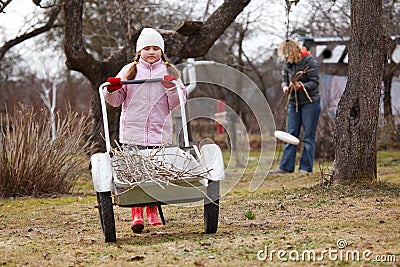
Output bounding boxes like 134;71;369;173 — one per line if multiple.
1;151;400;267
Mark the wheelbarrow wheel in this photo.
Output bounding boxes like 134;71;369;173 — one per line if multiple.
96;191;116;243
204;180;219;234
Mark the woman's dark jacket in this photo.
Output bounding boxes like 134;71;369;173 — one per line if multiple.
281;55;320;106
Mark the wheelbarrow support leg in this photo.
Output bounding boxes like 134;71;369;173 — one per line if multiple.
158;205;166;225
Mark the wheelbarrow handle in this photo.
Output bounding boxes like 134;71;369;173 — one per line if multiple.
121;78;162;84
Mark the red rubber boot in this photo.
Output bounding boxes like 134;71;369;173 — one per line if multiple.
131;207;144;233
146;206;162;226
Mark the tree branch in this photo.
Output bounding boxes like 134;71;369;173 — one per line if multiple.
64;0;251;80
0;5;61;61
0;0;13;13
64;0;100;81
170;0;251;58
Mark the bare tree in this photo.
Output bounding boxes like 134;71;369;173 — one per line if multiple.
305;0;350;37
381;0;400;135
333;0;386;183
382;36;400;131
38;80;61;141
63;0;251;152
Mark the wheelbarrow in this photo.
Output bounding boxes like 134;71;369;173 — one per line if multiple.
90;78;225;243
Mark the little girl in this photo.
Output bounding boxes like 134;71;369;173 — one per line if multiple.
103;28;186;233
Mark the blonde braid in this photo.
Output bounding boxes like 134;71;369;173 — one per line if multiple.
125;53;141;80
162;54;180;78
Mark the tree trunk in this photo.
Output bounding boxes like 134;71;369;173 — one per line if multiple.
333;0;385;184
383;72;394;126
63;0;251;153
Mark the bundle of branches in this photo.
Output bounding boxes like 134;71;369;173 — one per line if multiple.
110;145;210;190
277;66;314;111
288;66;313;109
289;66;312;89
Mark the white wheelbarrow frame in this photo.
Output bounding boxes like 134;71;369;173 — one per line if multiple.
90;79;225;242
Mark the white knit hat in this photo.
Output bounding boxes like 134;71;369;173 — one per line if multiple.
136;28;165;53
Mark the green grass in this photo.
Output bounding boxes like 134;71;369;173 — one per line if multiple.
244;210;256;220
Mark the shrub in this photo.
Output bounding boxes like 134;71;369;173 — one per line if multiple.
0;105;93;197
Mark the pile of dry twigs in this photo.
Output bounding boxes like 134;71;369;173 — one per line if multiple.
110;145;209;189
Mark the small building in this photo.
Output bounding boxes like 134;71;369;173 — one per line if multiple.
302;36;400;118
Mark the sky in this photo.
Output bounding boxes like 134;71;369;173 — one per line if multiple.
0;0;39;40
1;0;66;78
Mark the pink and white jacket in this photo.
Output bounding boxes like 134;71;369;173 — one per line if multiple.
103;58;186;146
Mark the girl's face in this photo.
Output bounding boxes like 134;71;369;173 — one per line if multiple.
140;46;162;64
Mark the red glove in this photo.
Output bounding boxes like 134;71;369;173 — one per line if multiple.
106;77;123;91
296;82;303;91
161;75;177;89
